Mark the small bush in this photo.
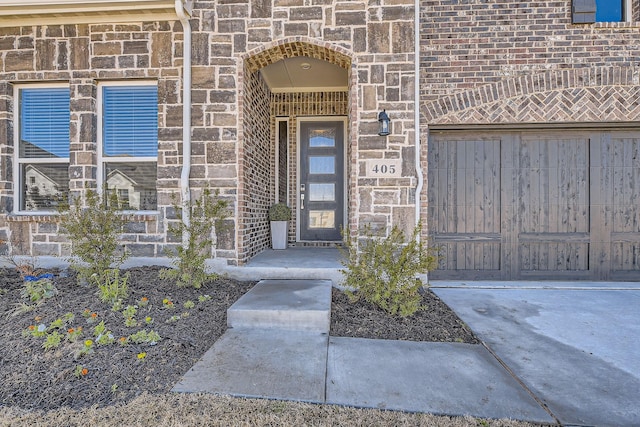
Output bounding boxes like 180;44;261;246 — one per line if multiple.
340;223;438;317
160;187;229;288
58;189;130;285
94;269;129;306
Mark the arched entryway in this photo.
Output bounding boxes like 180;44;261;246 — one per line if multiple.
237;38;357;264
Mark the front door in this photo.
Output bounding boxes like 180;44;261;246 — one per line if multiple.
299;119;345;241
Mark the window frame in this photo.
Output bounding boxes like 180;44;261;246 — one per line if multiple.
572;0;633;23
97;80;159;214
13;83;70;214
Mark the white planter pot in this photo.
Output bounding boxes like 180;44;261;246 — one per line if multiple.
270;221;288;250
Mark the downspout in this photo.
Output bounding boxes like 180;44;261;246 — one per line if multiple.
175;0;192;244
414;0;423;229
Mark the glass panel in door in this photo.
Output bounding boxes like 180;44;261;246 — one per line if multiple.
299;121;344;241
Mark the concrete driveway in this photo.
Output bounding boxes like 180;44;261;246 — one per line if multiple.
432;281;640;427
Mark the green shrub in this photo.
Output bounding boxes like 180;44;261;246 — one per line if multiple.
58;189;130;285
160;187;229;288
340;223;438;317
93;269;129;306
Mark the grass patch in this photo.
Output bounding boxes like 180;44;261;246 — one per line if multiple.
0;393;549;427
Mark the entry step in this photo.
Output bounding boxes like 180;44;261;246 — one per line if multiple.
227;279;332;333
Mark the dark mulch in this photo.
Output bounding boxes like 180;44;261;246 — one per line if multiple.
0;266;478;412
330;288;479;344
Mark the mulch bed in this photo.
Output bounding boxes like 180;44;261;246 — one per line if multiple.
0;266;478;412
330;288;479;343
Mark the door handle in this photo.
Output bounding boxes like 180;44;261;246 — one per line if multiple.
300;193;305;210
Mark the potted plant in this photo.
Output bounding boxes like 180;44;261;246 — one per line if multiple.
269;203;291;250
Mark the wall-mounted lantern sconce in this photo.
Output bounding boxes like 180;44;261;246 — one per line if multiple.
378;109;390;136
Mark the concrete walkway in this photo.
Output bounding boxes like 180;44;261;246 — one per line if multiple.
173;279;640;426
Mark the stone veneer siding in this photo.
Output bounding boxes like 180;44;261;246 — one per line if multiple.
0;22;185;258
0;1;417;265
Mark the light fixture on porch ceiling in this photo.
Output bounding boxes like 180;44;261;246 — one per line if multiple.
378;110;391;136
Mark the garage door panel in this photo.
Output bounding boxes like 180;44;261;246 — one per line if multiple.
514;136;591;277
611;241;640;274
520;241;590;273
602;134;640;276
429;129;639;280
428;135;502;276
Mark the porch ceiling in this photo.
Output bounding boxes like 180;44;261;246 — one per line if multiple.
260;56;348;93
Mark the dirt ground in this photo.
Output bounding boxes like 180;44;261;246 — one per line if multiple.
0;265;512;426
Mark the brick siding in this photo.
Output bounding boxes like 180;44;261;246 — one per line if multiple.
418;0;640;228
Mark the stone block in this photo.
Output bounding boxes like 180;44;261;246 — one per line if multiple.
158;79;178;104
251;0;272;18
218;20;246;33
93;42;121;56
33;243;59;256
124;221;146;233
45;26;63;37
284;23;308;36
37;222;58;234
126;244;155;257
10;222;30;254
368;23;390;54
0;38;14;50
91;56;116;69
212;43;233;57
192;66;215;86
207;142;236;164
151;32;172;67
192;127;220;142
35;39;56;70
392;206;414;237
335;11;366;26
391;21;413;53
192;33;210;65
216;219;235;250
5;51;34;72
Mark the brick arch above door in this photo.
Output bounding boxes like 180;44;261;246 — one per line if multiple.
242;36;353;73
422;66;640;125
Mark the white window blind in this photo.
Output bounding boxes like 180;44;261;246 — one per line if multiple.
19;88;70;158
103;85;158;157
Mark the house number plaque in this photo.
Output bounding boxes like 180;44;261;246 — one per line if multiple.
365;159;402;178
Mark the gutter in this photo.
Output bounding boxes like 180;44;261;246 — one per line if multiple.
175;0;192;243
414;0;423;229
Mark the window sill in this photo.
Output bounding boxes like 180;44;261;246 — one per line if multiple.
7;212;159;222
7;213;60;222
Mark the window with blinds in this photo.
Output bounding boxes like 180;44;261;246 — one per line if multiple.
99;83;158;211
17;86;70;212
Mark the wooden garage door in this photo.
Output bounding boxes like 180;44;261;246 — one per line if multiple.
428;130;640;280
